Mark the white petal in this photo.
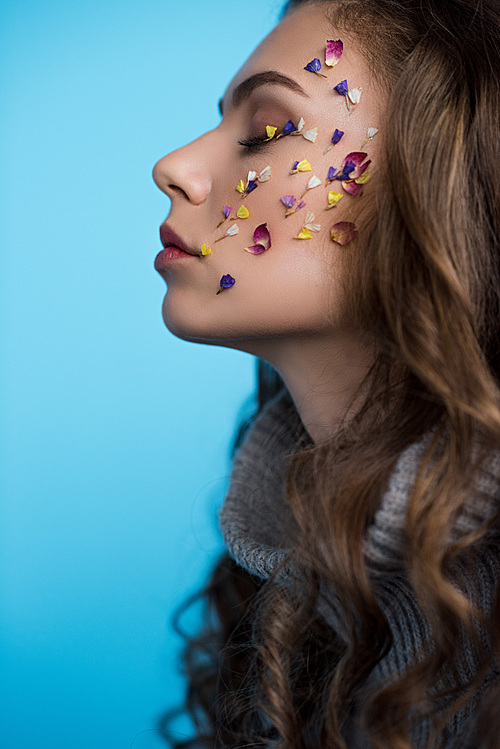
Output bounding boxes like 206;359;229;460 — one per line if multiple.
307;175;322;190
247;170;257;182
297;116;305;132
305;211;315;224
348;88;361;104
367;127;378;137
226;224;239;236
258;165;271;182
302;127;318;143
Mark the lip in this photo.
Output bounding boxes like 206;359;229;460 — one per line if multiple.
155;223;200;271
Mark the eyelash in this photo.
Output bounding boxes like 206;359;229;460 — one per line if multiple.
237;136;270;152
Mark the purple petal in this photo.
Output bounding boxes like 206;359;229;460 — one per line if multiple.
332;129;344;145
297;200;306;210
222;205;231;218
220;274;235;289
342;151;368;167
245;244;268;255
291;160;299;172
282;119;296;136
245;180;258;195
333;79;348;96
327;166;337;181
304;57;321;73
253;222;271;250
280;195;296;208
336;160;355;180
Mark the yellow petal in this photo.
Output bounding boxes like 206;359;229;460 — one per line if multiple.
201;244;212;255
236;205;250;219
326;191;343;209
355;172;371;184
297;159;312;172
235;180;245;194
294;227;313;240
265;125;277;140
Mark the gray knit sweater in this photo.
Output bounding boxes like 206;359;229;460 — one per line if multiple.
219;389;500;747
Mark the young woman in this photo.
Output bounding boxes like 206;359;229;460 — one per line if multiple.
152;0;500;746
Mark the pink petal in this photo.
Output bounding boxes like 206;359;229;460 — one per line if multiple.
351;159;371;180
245;244;268;255
342;180;363;196
330;221;358;245
325;39;343;67
342;151;368;168
253;222;271;250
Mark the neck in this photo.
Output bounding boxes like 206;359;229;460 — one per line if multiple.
247;331;374;443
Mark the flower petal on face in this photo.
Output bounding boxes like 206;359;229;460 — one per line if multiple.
245;244;268;254
367;127;378;138
226;224;239;236
327;166;337;181
258;165;272;182
201;243;212;255
294;227;313;240
304;212;321;232
281;195;296;208
355;171;371;185
296;117;305;132
343;151;368;167
236;180;245;194
334;79;349;96
245;180;258;196
348;88;361;105
247;170;257;182
325;39;343;66
264;125;277;141
332;128;344;145
297;159;312;172
253;222;271;250
304;58;326;77
297;200;306;211
342;180;363;196
216;273;236;293
282;119;296;136
330;221;358;245
223;205;231;218
236;205;250;219
290;160;300;174
306;175;322;190
302;127;318;143
326;191;343;209
351;159;371;180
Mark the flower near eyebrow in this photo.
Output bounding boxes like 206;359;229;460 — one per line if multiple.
201;243;212;255
361;127;378;148
300;174;321;198
216;274;236;294
330;221;358;245
264;125;277;141
230;205;250;220
302;127;318;143
324;128;344;154
214;223;240;242
289;159;312;174
257;165;271;182
217;205;232;227
245;223;272;254
325;191;343;210
304;58;327;78
325;39;343;67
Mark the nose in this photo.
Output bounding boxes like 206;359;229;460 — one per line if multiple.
152;132;213;206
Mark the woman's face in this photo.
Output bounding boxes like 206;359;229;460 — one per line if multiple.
153;4;383;353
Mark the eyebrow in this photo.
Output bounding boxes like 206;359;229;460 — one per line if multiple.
218;70;309;115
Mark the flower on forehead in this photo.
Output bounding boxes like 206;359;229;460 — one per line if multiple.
324;128;344;154
302;127;318;143
289;159;312;174
360;127;378;149
325;39;343;67
257;165;271;182
230;205;250;220
301;174;321;198
201;243;212;255
330;221;358;245
215;223;240;242
216;274;236;294
304;58;327;78
326;191;343;210
245;223;272;254
291;117;305;135
264;125;277;141
217;205;232;227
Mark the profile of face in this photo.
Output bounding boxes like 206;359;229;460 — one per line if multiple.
153;3;384;362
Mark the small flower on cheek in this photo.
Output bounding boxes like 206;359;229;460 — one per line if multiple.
245;223;272;254
216;274;236;294
289;159;312;175
302;127;318;143
257;165;271;182
325;39;343;67
348;88;362;106
360;127;378;148
230;205;250;220
325;191;343;210
291;117;305;136
333;79;350;111
300;174;321;198
294;212;321;240
215;223;239;242
217;205;232;227
324;128;344;154
201;243;212;255
330;221;358;245
236;171;259;197
304;58;327;78
279;119;297;137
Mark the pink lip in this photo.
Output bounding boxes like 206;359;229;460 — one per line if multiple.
155;223;200;271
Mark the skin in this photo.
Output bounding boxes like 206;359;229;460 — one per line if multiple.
153;3;385;442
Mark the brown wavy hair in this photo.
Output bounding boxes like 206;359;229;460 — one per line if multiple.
160;0;500;746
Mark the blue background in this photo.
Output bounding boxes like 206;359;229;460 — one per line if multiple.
0;1;282;747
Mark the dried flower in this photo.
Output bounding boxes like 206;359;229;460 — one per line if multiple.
326;166;338;182
325;39;343;67
236;171;259;197
333;79;349;96
304;58;327;78
201;243;212;255
264;125;277;141
215;223;240;242
216;274;236;294
330;221;358;245
348;88;361;106
324;128;344;154
360;127;378;148
304;211;321;232
355;171;371;185
302;127;318;143
290;159;312;174
217;205;232;227
230;205;250;220
341;180;363;196
291;117;305;135
281;194;296;217
280;119;297;136
301;174;321;198
245;222;272;254
294;227;313;240
257;165;271;182
326;191;343;210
